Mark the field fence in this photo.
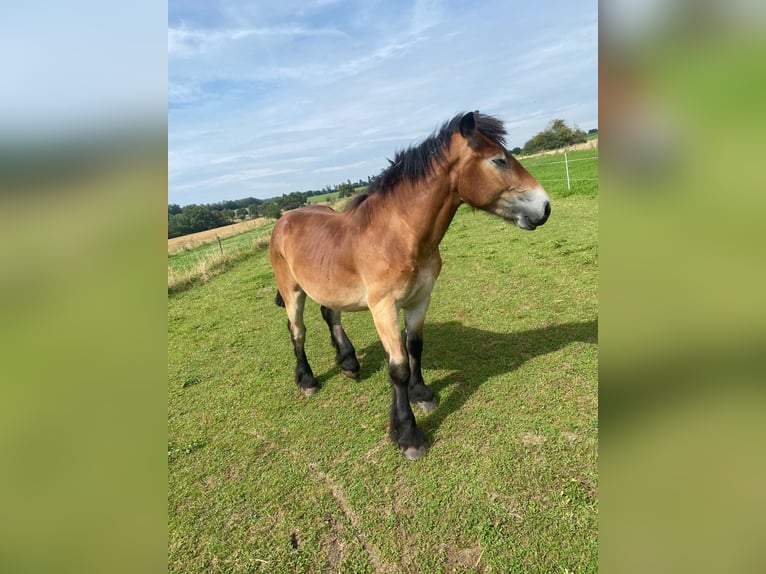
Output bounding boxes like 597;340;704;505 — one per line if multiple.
521;152;599;190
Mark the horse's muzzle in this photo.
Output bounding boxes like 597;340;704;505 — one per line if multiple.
497;188;551;231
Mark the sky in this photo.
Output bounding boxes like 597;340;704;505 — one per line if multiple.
168;0;598;206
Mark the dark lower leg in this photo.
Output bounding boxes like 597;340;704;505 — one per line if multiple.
371;299;427;460
320;306;360;378
387;361;426;459
406;331;437;409
287;319;318;395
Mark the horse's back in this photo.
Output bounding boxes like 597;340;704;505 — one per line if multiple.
295;203;336;214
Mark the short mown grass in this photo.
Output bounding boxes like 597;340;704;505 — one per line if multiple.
168;150;597;573
523;149;598;199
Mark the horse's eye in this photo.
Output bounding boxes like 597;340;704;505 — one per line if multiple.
492;157;508;168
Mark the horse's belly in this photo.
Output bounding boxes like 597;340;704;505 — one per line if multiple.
302;282;368;312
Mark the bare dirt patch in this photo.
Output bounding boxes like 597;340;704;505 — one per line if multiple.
521;432;548;446
562;431;581;442
323;514;346;572
446;544;486;572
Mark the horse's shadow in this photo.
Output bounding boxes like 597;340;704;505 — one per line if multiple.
318;318;597;438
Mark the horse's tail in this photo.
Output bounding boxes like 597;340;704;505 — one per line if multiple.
275;290;286;308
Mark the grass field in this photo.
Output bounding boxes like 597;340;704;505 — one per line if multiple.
168;150;597;573
168;218;272;255
523;149;598;199
307;191;341;204
168;223;275;275
167;223;276;293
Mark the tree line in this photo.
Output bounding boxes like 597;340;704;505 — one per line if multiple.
520;119;592;155
168;120;595;238
168;179;370;239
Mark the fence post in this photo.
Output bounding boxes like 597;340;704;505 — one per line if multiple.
564;151;571;190
216;235;223;255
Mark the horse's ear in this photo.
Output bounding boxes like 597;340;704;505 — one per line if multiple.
460;111;477;139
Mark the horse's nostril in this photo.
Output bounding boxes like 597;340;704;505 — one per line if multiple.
544;201;551;218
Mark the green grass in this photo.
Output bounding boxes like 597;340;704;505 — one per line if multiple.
168;167;598;572
307;191;339;204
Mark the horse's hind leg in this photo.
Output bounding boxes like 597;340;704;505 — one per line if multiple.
281;289;319;396
320;306;360;379
404;297;439;412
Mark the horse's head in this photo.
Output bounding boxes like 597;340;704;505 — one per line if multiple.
454;112;551;231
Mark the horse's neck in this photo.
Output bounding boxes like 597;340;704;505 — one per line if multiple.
393;175;462;258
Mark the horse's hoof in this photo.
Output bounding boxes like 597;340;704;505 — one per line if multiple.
341;369;360;380
415;398;439;412
301;386;319;397
402;445;427;461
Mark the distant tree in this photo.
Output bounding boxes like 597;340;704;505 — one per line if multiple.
220;209;235;224
511;146;522;155
237;197;260;209
588;128;598;135
236;208;248;220
168;203;182;215
261;202;281;219
182;205;219;234
275;192;307;211
168;213;190;238
337;180;356;198
522;119;587;155
247;203;260;218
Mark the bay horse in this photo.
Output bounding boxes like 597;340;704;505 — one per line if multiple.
270;111;551;460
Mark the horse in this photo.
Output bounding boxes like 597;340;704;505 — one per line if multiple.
269;111;551;460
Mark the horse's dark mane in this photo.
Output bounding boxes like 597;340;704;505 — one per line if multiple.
346;112;507;210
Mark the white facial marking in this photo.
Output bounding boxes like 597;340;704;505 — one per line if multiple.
494;187;551;230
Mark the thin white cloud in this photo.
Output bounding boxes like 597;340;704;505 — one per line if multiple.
312;160;375;174
168;81;206;104
337;37;424;78
168;24;346;58
173;167;300;192
208;154;252;165
411;0;445;35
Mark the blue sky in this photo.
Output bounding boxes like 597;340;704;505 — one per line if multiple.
169;0;597;205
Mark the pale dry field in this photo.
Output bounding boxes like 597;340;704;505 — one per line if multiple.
168;218;270;255
519;138;598;159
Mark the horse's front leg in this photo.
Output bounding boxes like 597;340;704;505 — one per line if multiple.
404;297;439;412
370;298;427;460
